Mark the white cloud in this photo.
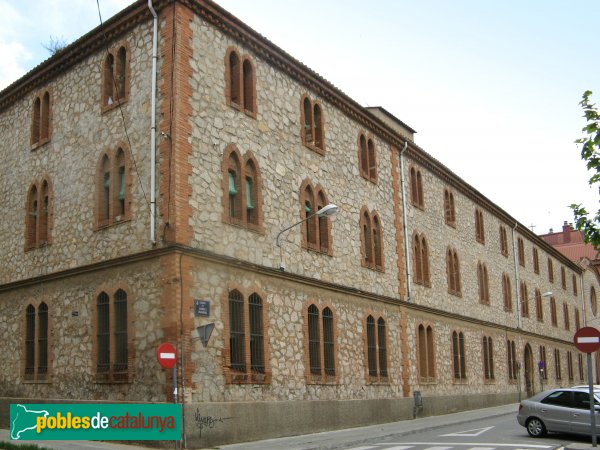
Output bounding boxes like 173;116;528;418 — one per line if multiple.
0;40;31;90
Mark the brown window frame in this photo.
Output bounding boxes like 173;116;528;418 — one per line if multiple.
520;281;529;317
23;301;51;383
360;208;385;271
475;209;485;244
478;262;490;305
452;331;467;382
502;273;512;312
554;348;562;381
482;336;495;381
499;225;509;257
446;247;461;296
364;314;389;383
444;188;456;227
533;248;540;274
550;297;558;326
95;145;132;230
517;237;525;267
300;180;333;255
224;48;257;118
101;43;130;113
304;302;337;384
300;94;325;154
548;258;554;283
409;166;424;209
417;323;436;383
358;132;377;183
535;289;544;322
507;339;518;381
413;232;430;286
25;178;53;251
563;302;570;330
30;89;52;149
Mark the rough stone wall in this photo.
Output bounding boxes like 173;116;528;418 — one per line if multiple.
184;16;401;298
0;258;165;401
0;22;156;285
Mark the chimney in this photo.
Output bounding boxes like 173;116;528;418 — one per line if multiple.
563;221;572;243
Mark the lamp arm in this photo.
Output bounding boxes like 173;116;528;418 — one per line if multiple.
275;212;318;247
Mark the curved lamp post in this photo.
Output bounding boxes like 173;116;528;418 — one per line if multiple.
275;203;339;247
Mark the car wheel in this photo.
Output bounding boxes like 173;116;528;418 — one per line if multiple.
526;417;547;437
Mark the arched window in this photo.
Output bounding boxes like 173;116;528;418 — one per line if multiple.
300;180;332;254
361;208;384;271
502;273;512;312
575;307;581;331
31;90;52;147
539;346;548;380
24;303;49;382
227;152;242;221
520;281;529;317
499;226;508;257
478;262;489;304
533;248;540;274
444;189;455;226
410;167;424;208
452;331;466;381
365;315;388;382
548;258;554;283
475;209;485;244
551;297;558;326
483;336;494;380
300;95;325;153
358;132;377;183
413;233;430;286
517;237;525;267
95;289;132;382
25;178;53;250
305;303;336;383
96;146;131;229
535;289;543;322
417;324;435;382
563;303;570;330
242;58;255;114
229;50;241;106
554;348;562;381
446;247;461;296
26;185;38;249
507;339;517;380
102;44;129;110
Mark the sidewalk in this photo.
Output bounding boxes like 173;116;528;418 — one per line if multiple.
1;403;518;450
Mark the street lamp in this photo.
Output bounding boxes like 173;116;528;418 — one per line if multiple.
275;203;339;269
542;291;553;298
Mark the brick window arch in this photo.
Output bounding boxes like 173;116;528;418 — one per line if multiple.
25;177;53;250
417;323;435;382
225;48;257;118
223;287;270;384
93;287;133;383
507;339;517;381
304;303;337;384
452;331;466;381
358;132;377;183
482;336;494;381
535;289;543;322
300;94;325;154
413;232;430;286
446;247;461;296
365;314;388;383
409;166;424;209
502;273;512;312
95;145;131;229
444;188;456;226
360;208;384;271
221;146;264;232
499;225;508;257
520;281;529;317
478;262;490;305
475;209;485;244
299;180;332;254
102;43;129;111
23;302;50;382
30;89;52;148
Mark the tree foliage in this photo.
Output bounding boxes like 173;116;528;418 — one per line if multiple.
571;90;600;249
42;36;68;55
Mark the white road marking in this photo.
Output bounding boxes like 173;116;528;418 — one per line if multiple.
375;443;552;449
441;426;494;437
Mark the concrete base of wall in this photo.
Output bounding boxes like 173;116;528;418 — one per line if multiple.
0;393;519;448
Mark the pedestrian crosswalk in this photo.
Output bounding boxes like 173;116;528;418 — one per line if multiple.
345;443;553;450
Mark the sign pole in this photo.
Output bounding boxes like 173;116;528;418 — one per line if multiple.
589;352;597;448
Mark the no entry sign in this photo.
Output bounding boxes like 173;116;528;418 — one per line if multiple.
574;327;600;353
157;342;177;369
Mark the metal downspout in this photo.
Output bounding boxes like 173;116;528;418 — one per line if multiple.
399;141;411;302
148;0;158;245
511;222;522;329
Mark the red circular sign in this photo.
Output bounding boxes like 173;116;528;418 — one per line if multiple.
157;342;177;369
574;327;600;353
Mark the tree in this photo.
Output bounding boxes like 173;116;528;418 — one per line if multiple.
42;36;68;55
571;90;600;249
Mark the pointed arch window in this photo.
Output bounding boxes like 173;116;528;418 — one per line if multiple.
452;331;467;381
520;281;529;317
499;226;509;257
305;303;337;384
31;89;52;148
444;188;456;226
25;178;53;250
535;289;543;322
95;146;131;229
563;302;570;330
358;132;377;183
475;209;485;244
365;315;388;382
533;248;540;274
539;346;548;380
548;258;554;283
502;273;512;312
23;302;49;382
102;44;129;111
507;339;517;381
554;348;562;381
517;237;525;267
575;307;581;331
410;166;424;209
300;95;325;154
222;145;263;232
561;266;567;290
225;48;257;117
94;289;132;383
417;324;435;382
413;233;430;286
550;297;558;326
361;208;384;271
478;262;490;305
482;336;494;381
446;247;461;296
300;180;332;254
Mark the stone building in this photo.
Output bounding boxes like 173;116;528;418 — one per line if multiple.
1;0;599;447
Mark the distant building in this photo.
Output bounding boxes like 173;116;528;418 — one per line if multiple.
540;221;599;263
1;1;599;447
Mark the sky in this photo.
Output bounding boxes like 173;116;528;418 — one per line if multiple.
1;0;599;236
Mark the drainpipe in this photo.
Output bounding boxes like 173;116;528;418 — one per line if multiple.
148;0;158;245
511;222;522;329
399;141;411;302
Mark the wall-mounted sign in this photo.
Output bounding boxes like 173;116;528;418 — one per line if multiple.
194;300;210;317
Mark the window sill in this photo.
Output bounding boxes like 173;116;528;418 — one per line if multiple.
362;260;385;273
360;172;378;184
367;376;390;385
302;141;325;156
448;290;462;298
306;374;337;385
95;217;131;232
31;137;51;151
418;378;437;385
445;221;456;228
25;242;51;253
227;102;257;119
226;372;270;384
101;97;128;115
